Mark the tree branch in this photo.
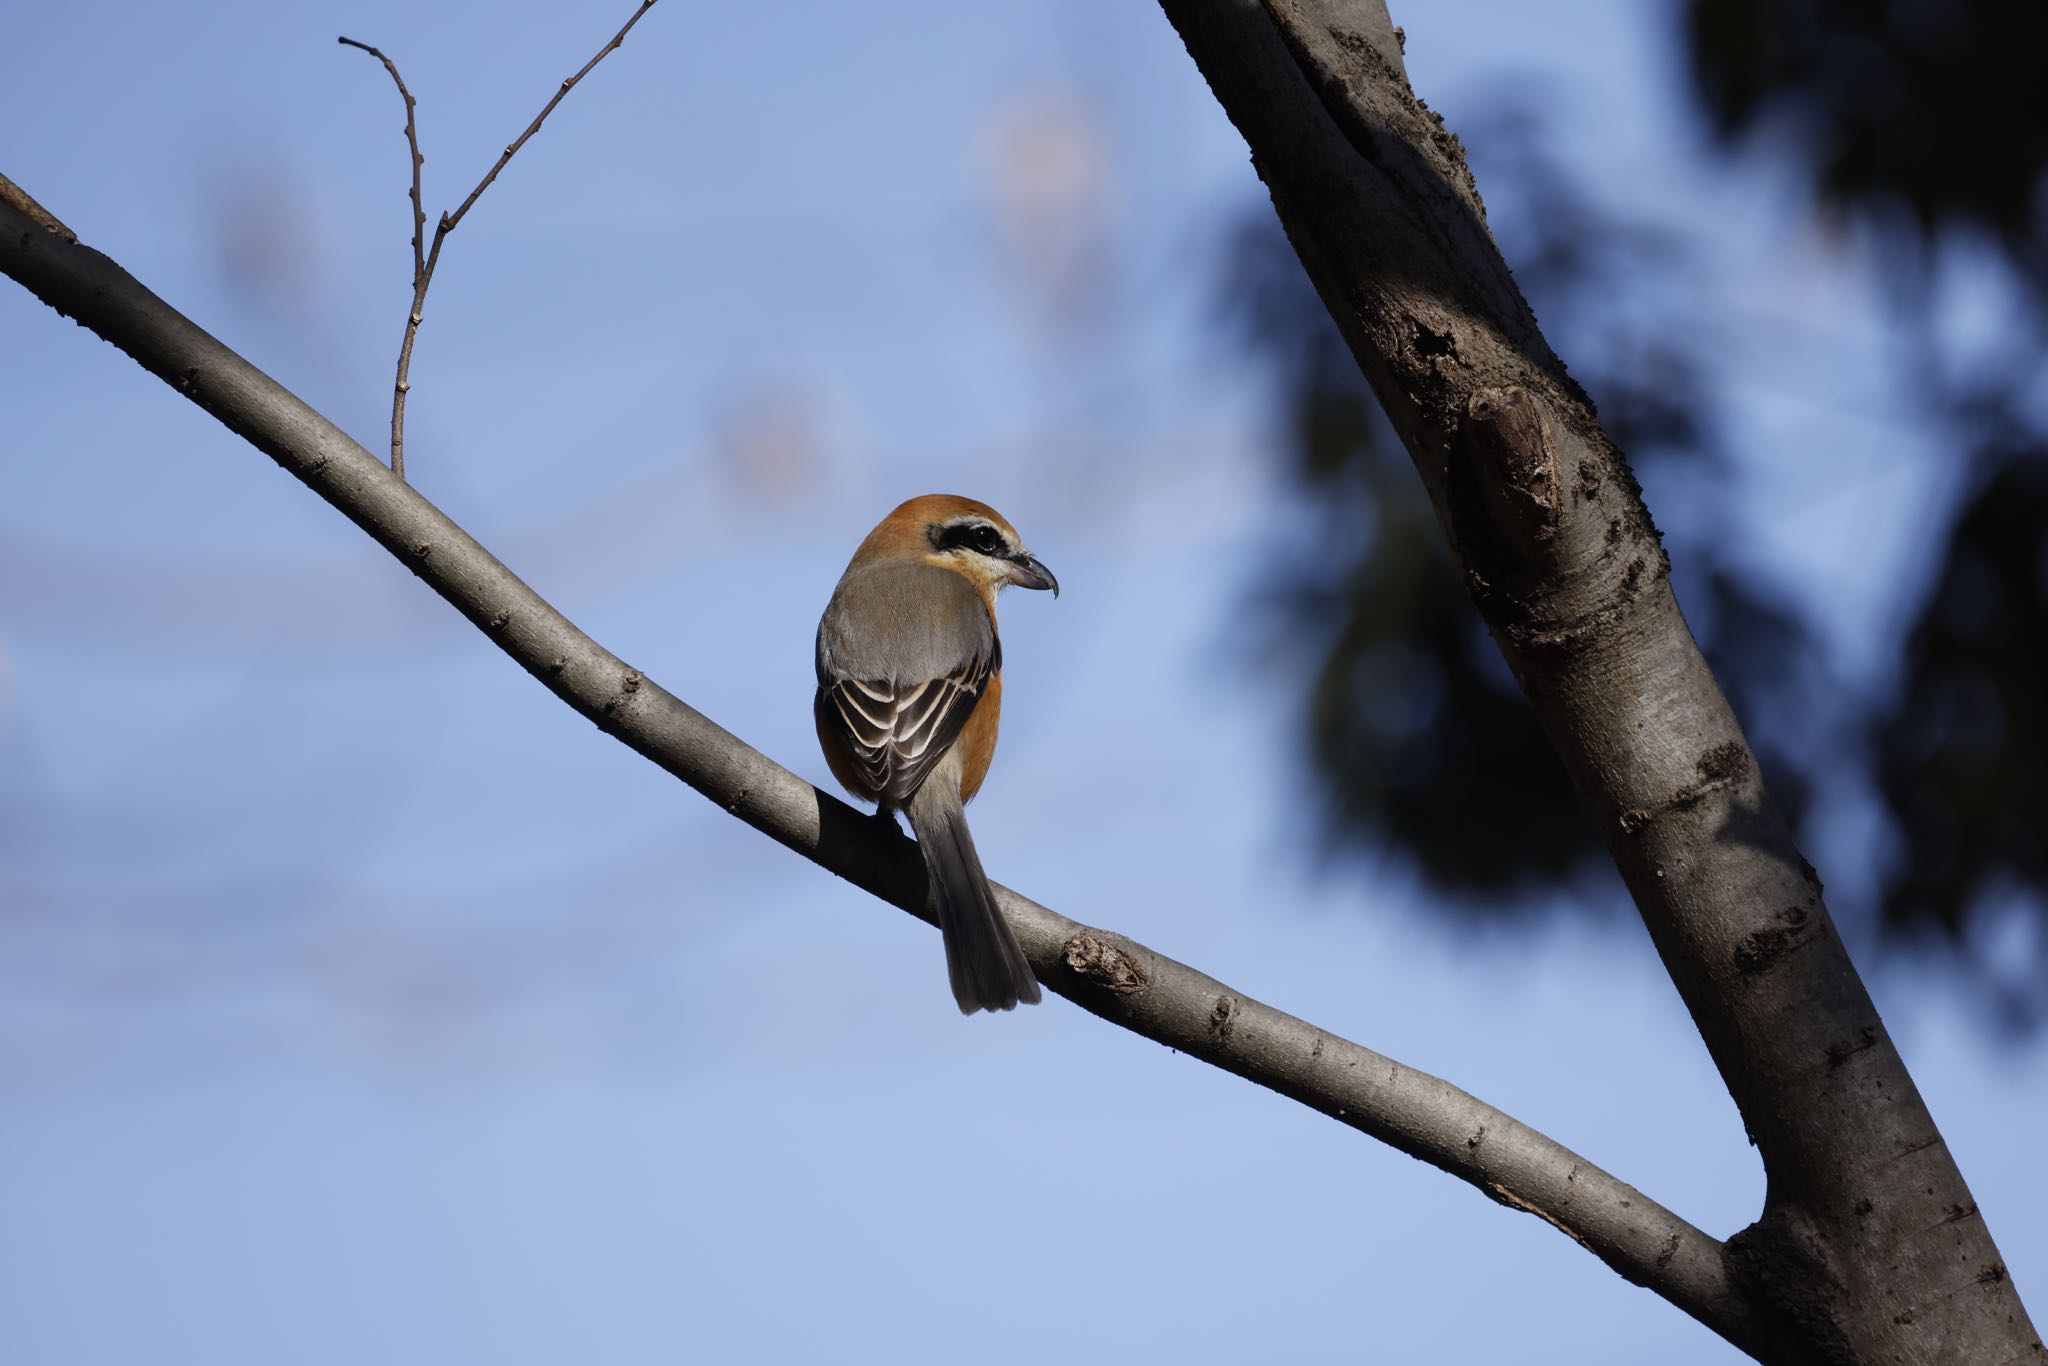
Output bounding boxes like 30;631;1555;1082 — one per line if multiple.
0;172;76;243
1158;1;2039;1359
2;187;1770;1357
436;0;658;237
338;0;659;481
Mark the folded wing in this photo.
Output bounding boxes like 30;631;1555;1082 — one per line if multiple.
820;645;996;806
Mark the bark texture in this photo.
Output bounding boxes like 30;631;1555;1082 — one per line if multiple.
2;185;1769;1351
1156;1;2040;1360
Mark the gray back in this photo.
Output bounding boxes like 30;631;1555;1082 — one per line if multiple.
817;560;994;685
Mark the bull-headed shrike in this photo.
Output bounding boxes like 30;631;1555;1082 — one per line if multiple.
815;495;1057;1013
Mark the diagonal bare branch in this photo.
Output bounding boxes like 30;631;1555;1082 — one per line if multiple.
338;0;659;482
1;187;1772;1358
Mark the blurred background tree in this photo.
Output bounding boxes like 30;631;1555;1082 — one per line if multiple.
1228;0;2048;1024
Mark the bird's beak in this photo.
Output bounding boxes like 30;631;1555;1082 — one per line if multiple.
1005;553;1059;597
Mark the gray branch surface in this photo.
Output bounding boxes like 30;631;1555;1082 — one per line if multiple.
1158;1;2041;1360
2;184;1764;1349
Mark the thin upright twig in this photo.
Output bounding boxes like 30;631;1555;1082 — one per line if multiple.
335;38;424;282
440;0;659;235
336;37;426;478
339;0;658;481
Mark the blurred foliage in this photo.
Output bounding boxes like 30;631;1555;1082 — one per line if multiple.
1227;201;1579;892
1690;0;2048;1013
1229;0;2048;1009
1685;0;2047;278
1877;460;2048;941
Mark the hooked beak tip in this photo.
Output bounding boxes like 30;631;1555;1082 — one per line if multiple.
1008;553;1059;597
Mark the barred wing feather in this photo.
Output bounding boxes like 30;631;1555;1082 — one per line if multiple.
822;652;994;805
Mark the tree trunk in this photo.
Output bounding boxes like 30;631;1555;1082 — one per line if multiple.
1156;1;2039;1360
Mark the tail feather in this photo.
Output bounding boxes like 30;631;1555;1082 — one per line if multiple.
905;783;1041;1014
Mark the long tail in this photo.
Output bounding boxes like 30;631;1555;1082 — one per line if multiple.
905;781;1042;1013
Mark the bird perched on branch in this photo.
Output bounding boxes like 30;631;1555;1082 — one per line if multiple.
815;494;1058;1013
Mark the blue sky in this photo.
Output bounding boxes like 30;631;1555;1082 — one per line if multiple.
2;2;2041;1361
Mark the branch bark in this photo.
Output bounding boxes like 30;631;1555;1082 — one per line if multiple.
1;183;1770;1355
1158;1;2040;1360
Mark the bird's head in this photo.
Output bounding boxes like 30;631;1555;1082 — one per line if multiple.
864;494;1058;599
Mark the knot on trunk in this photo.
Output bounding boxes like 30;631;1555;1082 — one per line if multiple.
1460;386;1562;547
1450;385;1664;646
